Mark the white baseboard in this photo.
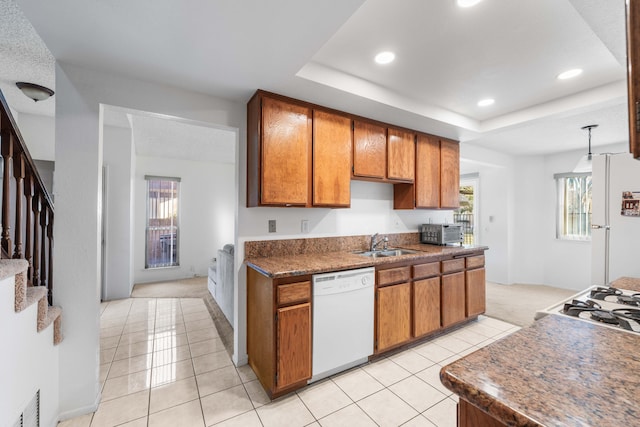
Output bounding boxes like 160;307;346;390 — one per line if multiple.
56;391;101;423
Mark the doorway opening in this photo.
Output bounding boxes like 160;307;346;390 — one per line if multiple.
455;175;479;245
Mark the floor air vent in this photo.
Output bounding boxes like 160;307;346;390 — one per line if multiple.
12;390;39;427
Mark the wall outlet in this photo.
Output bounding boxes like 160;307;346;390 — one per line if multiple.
301;220;309;233
268;219;276;233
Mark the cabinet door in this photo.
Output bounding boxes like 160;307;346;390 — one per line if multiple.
628;0;640;159
387;128;415;182
376;282;411;352
276;303;311;389
261;97;311;206
413;277;441;337
441;272;465;327
466;268;486;317
353;121;386;179
313;110;352;207
415;134;440;208
440;139;460;209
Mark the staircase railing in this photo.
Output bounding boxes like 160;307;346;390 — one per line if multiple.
0;90;55;305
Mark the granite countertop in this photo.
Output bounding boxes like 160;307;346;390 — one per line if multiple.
245;244;488;278
440;314;640;426
611;276;640;291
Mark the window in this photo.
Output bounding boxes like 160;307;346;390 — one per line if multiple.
556;173;592;240
145;176;180;268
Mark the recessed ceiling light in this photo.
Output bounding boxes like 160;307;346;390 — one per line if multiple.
374;51;395;65
477;98;495;107
557;68;583;80
457;0;483;8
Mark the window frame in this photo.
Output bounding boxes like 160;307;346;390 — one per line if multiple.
555;172;592;241
145;175;181;269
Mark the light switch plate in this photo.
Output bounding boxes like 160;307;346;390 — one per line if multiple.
268;219;276;233
301;220;309;233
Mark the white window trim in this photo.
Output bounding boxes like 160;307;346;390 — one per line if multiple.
555;172;592;241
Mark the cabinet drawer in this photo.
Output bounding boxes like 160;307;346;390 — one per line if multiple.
277;281;311;306
466;255;485;269
441;259;465;274
413;262;440;280
377;266;411;286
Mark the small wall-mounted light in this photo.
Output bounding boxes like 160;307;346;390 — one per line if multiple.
15;82;54;102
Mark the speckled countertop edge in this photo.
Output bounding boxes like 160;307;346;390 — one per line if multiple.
245;243;488;278
440;314;640;426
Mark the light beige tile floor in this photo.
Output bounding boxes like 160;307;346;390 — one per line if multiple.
59;297;519;427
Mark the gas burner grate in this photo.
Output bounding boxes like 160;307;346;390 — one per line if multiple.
562;299;601;316
590;310;619;324
590;287;623;300
617;295;640;307
611;308;640;331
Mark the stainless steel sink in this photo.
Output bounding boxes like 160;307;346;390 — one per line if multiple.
352;248;419;258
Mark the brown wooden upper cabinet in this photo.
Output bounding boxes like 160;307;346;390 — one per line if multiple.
440;139;460;209
247;90;460;208
387;128;415;182
415;134;441;208
393;134;460;210
353;120;386;180
627;0;640;159
247;92;312;207
313;110;352;207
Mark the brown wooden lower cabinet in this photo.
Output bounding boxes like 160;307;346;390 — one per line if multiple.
442;271;466;327
413;277;441;337
276;303;311;388
376;282;411;352
247;267;312;399
458;398;507;427
466;268;486;317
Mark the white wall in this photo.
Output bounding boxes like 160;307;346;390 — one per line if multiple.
16;112;55;161
461;140;629;291
543;143;628;290
102;125;135;300
460;144;514;284
238;180;452;239
54;63;103;419
133;156;235;283
0;271;59;427
54;62;244;418
510;156;546;285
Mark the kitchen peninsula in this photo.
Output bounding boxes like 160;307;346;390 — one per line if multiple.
440;277;640;426
245;232;488;398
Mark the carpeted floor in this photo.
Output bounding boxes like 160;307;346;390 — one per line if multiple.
130;276;210;298
485;282;577;327
131;276;235;357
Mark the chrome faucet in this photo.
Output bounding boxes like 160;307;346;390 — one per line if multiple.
370;233;388;251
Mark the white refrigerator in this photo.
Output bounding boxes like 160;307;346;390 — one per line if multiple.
591;153;640;285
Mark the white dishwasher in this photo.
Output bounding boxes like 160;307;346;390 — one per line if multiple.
311;266;375;382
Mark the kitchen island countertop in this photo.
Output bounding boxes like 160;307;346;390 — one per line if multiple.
440;278;640;426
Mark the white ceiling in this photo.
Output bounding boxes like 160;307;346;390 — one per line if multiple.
130;114;236;164
0;0;632;158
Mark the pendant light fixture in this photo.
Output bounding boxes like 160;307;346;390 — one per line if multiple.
573;124;598;173
15;82;54;102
